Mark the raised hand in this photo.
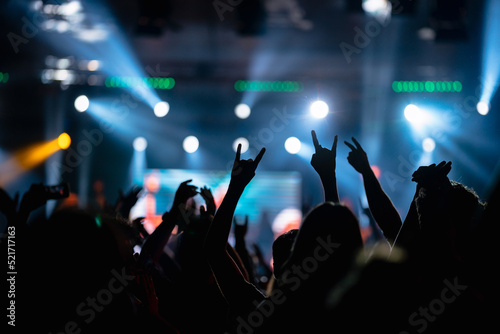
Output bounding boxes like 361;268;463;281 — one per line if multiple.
310;130;339;202
344;137;371;175
310;130;338;178
116;186;143;217
19;184;48;214
142;180;198;265
230;144;266;189
345;138;403;243
233;215;248;240
171;180;198;212
412;161;452;188
200;186;216;216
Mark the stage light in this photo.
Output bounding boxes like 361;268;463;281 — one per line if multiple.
57;133;71;149
234;80;303;92
59;1;82;16
362;0;391;17
183;136;199;153
154;101;170;117
56;20;70;33
235;104;251;119
285;137;301;154
310;100;329;119
418;27;436;41
363;0;389;13
56;58;70;69
422;138;436;152
404;104;427;125
87;60;100;71
0;72;9;84
477;101;490;115
104;76;175;90
0;138;62;186
479;0;500;112
133;137;148;152
74;95;89;112
392;80;463;93
54;69;69;81
233;137;250;153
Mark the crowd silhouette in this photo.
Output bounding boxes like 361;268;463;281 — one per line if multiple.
1;130;497;334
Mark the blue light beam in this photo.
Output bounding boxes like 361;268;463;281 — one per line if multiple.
480;0;500;106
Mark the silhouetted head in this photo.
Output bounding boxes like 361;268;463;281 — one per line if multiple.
415;180;486;260
279;202;363;291
272;228;299;280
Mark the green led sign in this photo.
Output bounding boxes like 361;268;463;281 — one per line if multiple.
393;81;462;93
0;72;9;84
105;76;175;89
235;80;303;92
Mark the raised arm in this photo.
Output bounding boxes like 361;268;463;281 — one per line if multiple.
17;182;69;225
139;180;198;265
115;185;143;219
310;130;339;203
200;186;216;216
345;138;402;244
233;215;256;284
205;145;265;255
204;145;267;311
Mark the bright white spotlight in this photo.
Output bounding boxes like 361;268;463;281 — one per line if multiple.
59;1;82;16
235;104;251;119
476;101;490;115
362;0;390;13
54;69;69;81
310;100;329;119
74;95;89;112
422;138;436;152
285;137;301;154
154;101;170;117
232;137;250;153
404;104;427;125
133;137;148;151
183;136;199;153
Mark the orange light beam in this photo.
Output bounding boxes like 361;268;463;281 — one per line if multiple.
0;139;61;187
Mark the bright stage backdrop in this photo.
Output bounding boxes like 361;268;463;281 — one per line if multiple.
130;169;303;249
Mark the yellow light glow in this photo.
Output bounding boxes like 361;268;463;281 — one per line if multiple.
0;137;63;187
58;133;71;149
16;139;60;169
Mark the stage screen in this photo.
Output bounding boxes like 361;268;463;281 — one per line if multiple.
131;168;303;256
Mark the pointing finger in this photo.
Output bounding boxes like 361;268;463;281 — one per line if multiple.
332;135;338;151
311;130;320;151
254;147;266;165
235;143;241;162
